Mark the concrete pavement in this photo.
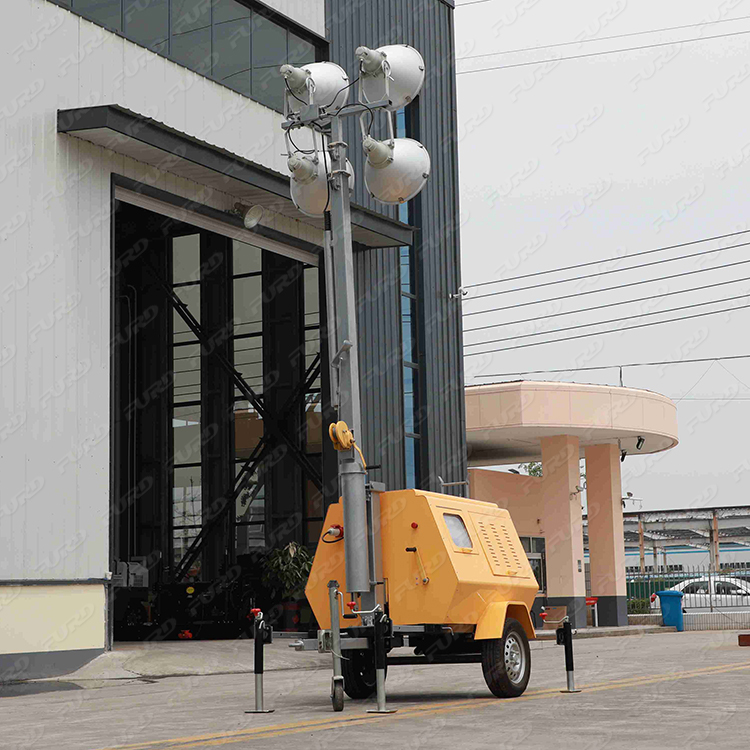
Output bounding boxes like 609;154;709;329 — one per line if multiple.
1;630;749;750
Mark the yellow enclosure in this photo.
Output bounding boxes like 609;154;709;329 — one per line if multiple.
306;489;538;640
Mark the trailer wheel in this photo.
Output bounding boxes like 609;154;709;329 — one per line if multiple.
341;649;380;699
331;679;344;711
481;617;531;698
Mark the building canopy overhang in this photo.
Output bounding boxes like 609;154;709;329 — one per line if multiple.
57;105;414;250
466;380;679;466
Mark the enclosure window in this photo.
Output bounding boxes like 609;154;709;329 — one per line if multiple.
444;514;473;549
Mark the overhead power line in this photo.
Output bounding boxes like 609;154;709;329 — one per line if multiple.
463;256;750;318
456;15;750;59
463;228;750;291
456;27;750;76
464;239;750;302
464;291;750;348
463;300;750;357
473;354;750;378
464;273;750;334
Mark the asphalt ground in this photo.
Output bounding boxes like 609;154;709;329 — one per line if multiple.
2;629;749;750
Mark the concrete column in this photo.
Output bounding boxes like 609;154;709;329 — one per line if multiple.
585;443;628;626
540;435;587;628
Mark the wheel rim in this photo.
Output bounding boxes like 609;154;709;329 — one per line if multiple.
504;633;526;685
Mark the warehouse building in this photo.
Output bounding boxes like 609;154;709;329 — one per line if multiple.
0;0;463;679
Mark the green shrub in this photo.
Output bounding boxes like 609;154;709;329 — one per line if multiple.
628;598;652;614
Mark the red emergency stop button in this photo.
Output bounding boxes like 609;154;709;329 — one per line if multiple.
411;522;418;529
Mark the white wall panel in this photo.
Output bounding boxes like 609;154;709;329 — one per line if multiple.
0;0;322;582
263;0;326;38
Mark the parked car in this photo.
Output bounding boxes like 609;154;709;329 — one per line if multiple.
650;576;750;613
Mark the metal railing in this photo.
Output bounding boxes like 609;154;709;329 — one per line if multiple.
626;564;750;615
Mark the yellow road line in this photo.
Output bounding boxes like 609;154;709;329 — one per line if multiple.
104;661;750;750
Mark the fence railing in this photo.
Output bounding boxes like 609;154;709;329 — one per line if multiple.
626;564;750;614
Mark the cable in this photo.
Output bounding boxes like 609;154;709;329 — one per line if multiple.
465;273;750;334
465;240;750;302
464;300;750;357
673;361;717;403
457;15;750;60
320;77;360;111
464;228;750;291
284;78;308;107
456;27;750;76
464;291;750;348
473;354;750;379
463;255;750;318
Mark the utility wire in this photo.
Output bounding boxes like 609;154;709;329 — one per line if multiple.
457;15;750;60
456;27;750;75
473;354;750;378
464;301;750;357
465;240;750;302
464;273;750;333
464;291;750;348
463;228;750;291
463;256;750;318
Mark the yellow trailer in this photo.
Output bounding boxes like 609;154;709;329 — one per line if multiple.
303;488;538;702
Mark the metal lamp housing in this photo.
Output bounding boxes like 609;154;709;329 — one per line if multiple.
364;137;430;205
281;62;351;113
358;44;425;111
288;152;355;217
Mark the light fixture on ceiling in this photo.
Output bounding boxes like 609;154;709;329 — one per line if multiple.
233;203;264;229
636;435;645;451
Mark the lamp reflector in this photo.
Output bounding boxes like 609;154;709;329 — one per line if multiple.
280;62;350;112
364;137;430;204
288;152;355;217
356;44;425;111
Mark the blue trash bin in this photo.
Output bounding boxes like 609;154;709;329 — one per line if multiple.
656;590;684;632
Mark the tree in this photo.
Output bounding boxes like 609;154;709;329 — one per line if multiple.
520;461;543;477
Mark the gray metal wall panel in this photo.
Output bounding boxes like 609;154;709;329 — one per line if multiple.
327;0;466;493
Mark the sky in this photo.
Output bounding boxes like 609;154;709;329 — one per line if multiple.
454;0;750;512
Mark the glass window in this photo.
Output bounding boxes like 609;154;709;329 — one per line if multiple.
213;0;251;23
288;32;316;65
252;66;285;112
173;404;202;465
401;295;416;364
172;26;212;72
171;0;211;35
400;247;413;294
405;435;419;489
403;366;418;434
74;0;122;31
213;19;252;96
252;15;287;68
682;581;708;594
124;0;169;53
233;241;262;275
444;514;472;549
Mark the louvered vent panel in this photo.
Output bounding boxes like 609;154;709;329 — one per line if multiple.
475;516;523;577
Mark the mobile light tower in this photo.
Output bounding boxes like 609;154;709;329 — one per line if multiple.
280;45;429;711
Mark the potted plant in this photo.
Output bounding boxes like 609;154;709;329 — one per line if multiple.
260;542;313;631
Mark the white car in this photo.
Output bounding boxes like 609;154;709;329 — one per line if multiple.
650;576;750;613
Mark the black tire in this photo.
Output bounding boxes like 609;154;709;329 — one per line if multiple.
341;649;378;699
481;617;531;698
331;679;344;711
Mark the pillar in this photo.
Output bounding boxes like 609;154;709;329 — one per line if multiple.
541;436;587;628
585;444;628;626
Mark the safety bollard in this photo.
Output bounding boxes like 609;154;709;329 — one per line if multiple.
557;619;582;694
245;608;275;713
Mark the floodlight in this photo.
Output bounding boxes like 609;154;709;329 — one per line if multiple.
280;62;350;112
355;44;425;111
363;136;430;204
636;435;645;451
287;152;354;218
234;203;264;229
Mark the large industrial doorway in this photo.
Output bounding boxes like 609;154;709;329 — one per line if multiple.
111;197;326;640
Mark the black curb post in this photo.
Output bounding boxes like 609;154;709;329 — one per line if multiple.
245;608;275;713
